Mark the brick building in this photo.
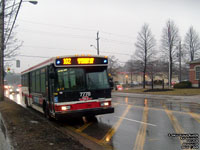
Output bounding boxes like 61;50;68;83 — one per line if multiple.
189;58;200;87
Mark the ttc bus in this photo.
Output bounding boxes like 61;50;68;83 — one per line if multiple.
21;55;114;120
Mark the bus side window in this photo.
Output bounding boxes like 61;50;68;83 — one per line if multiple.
31;72;36;92
36;70;41;92
41;68;46;93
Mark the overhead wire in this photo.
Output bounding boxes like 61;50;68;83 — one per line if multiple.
18;28;95;39
21;45;131;56
15;19;134;59
18;19;136;43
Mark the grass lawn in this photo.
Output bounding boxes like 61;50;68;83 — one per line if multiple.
117;88;200;96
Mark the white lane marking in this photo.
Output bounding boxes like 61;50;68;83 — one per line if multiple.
114;116;157;127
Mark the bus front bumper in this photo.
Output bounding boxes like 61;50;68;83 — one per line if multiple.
55;107;114;119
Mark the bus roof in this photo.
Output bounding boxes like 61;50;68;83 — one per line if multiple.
21;55;108;74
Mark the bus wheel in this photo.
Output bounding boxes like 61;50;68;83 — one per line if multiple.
45;105;54;121
85;115;97;122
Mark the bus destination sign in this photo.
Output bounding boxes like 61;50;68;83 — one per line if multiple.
55;57;108;66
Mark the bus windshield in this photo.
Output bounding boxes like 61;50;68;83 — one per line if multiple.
56;67;110;91
85;67;110;90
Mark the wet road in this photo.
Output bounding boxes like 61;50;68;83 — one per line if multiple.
6;91;200;150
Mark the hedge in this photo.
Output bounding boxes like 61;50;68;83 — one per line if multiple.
174;81;192;89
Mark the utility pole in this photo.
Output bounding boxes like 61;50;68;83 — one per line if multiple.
178;41;182;82
168;25;171;88
96;31;100;55
0;0;5;101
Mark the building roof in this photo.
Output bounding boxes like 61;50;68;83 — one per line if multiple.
189;58;200;64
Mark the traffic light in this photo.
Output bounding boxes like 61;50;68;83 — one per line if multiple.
7;67;10;72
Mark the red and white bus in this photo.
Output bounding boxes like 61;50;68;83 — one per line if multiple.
21;55;114;120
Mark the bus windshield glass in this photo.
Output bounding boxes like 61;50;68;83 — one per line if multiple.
57;68;85;91
85;67;110;90
56;67;110;91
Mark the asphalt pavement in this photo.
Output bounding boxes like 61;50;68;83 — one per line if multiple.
1;91;200;150
112;92;200;104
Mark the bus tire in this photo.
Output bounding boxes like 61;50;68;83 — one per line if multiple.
45;104;54;121
85;115;97;122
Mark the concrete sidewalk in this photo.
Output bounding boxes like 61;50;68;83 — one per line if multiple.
0;98;89;150
112;92;200;104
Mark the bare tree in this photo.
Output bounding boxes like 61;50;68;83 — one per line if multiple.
161;19;180;87
147;60;162;89
108;55;120;77
184;26;200;61
134;24;156;88
125;59;143;83
2;0;23;61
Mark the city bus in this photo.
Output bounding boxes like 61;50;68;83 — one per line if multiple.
21;55;114;120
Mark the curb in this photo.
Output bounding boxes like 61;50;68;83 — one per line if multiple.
0;113;13;150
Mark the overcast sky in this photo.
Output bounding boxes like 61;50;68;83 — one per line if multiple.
7;0;200;73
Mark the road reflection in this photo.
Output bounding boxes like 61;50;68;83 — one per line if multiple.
5;89;25;107
115;96;200;114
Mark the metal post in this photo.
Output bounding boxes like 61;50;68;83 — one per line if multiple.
179;41;182;82
96;31;100;55
168;25;171;88
0;0;5;101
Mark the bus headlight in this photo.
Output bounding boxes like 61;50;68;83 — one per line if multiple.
101;102;110;107
61;106;71;111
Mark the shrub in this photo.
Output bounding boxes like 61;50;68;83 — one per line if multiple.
174;81;192;88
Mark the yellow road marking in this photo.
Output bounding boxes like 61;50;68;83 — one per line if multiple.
133;99;148;150
76;122;93;132
66;125;113;149
163;104;183;133
148;138;159;141
76;102;119;133
163;105;192;150
101;105;132;144
182;108;200;124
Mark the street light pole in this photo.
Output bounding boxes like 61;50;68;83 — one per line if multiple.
168;25;171;88
0;0;5;100
5;1;38;9
0;0;5;101
178;41;182;82
0;0;37;101
5;0;37;45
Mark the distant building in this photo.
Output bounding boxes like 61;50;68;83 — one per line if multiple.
113;72;178;85
189;59;200;87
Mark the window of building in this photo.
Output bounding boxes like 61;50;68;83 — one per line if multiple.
196;66;200;80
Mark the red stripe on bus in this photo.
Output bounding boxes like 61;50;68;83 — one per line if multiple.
54;101;111;112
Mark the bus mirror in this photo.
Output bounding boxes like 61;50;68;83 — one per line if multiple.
50;73;56;79
108;77;114;90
